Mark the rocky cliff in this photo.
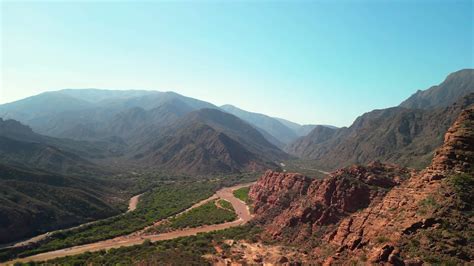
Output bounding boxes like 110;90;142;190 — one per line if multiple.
249;106;474;264
249;162;411;243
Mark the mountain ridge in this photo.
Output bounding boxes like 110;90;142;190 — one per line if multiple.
286;70;474;170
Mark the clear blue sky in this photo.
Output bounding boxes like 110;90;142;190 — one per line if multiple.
1;0;472;127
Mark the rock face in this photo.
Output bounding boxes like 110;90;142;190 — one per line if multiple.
249;106;474;264
249;162;411;243
429;106;474;173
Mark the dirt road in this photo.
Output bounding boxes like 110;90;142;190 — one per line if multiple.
5;183;254;265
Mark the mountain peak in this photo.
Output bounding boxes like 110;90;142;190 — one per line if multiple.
399;69;474;110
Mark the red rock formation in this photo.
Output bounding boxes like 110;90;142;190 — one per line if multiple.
249;106;474;264
430;106;474;173
325;106;474;264
249;162;411;243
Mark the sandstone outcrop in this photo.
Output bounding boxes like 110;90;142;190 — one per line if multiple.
249;106;474;264
249;162;411;243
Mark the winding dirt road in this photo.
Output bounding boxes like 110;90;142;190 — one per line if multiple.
5;183;254;265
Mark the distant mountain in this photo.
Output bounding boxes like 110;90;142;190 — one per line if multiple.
0;118;109;176
220;105;299;144
59;98;195;142
399;69;474;109
286;90;474;170
286;70;474;170
0;89;217;139
273;118;319;137
134;108;287;174
0;90;311;168
0;92;95;124
284;125;338;156
0;89;293;174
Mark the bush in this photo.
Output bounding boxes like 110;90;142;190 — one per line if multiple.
40;225;260;265
233;187;250;203
449;173;474;208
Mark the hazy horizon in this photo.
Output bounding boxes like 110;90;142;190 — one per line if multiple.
1;1;473;127
0;73;469;128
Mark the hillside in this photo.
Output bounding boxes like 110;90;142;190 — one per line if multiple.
0;118;108;176
284;125;337;156
249;105;474;264
133;109;287;174
400;69;474;109
220;104;299;144
0;164;122;244
0;119;131;244
286;90;474;170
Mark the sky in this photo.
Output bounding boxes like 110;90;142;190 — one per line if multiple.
1;0;472;127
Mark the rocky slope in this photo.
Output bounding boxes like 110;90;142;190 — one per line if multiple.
286;91;474;170
249;106;474;264
400;69;474;109
0;118;112;176
133;108;287;174
249;162;411;243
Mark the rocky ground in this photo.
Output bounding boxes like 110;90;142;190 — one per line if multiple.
205;240;307;265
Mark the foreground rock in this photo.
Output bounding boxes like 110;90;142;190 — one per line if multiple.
249;106;474;264
249;162;411;244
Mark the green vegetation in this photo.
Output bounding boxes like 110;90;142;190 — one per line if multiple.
280;159;329;178
400;173;474;264
417;195;439;215
217;199;234;211
1;172;260;263
448;173;474;209
0;164;127;246
233;186;250;203
150;199;237;233
375;236;390;244
2;181;216;261
27;225;262;265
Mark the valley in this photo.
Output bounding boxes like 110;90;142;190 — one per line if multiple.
0;69;472;265
2;1;473;264
4;183;253;264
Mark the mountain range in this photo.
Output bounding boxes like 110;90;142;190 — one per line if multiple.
0;91;294;175
0;68;472;250
285;69;474;170
1;69;473;176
